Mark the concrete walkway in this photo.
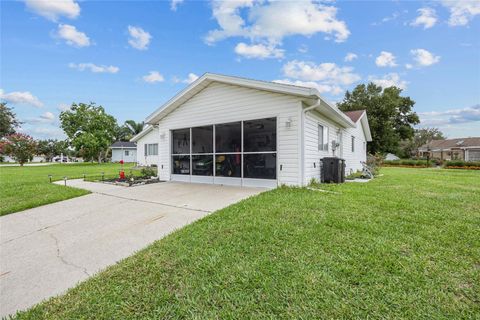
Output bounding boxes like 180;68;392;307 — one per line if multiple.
0;180;265;317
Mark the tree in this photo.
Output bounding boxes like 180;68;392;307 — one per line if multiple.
0;102;22;138
2;133;37;166
115;120;144;141
36;139;69;162
338;83;419;154
60;103;117;162
398;127;445;158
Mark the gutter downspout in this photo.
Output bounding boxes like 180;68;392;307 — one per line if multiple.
301;99;321;186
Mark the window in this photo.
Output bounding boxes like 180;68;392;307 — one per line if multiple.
318;124;329;151
243;118;276;152
144;144;158;156
171;117;277;180
125;150;129;156
192;126;213;153
244;153;276;179
215;122;241;153
351;136;355;152
215;154;241;177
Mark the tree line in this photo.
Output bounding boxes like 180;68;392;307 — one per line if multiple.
1;82;446;165
0;102;143;165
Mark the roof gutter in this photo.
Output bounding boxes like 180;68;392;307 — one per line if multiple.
301;99;322;186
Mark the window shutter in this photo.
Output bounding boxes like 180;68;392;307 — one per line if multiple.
144;144;148;156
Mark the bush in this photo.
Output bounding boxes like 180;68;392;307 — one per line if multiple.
444;160;480;169
366;153;383;176
141;166;157;178
383;159;433;167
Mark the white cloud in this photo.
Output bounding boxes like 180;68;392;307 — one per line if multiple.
142;71;164;83
205;0;350;45
24;0;80;21
69;63;119;73
283;60;360;85
57;103;70;112
375;51;397;67
418;104;480;126
344;52;358;62
410;49;440;67
171;0;184;11
441;1;480;26
411;7;437;29
56;24;90;47
298;44;308;53
127;26;151;50
275;60;360;96
234;42;284;59
27;126;66;140
40;111;55;120
273;79;344;95
0;89;43;107
405;63;413;69
369;73;408;90
183;73;199;84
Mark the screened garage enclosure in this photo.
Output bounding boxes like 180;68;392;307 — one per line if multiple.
132;73;372;187
172;118;277;187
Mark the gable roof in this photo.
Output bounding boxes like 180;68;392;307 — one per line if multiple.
344;110;365;122
110;141;137;148
419;137;480;150
130;125;154;142
144;73;355;128
343;109;372;142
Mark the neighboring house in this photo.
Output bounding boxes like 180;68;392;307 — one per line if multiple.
385;153;400;161
133;125;159;167
131;73;372;187
110;141;137;163
418;137;480;162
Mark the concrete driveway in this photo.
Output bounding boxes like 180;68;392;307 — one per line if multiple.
0;180;264;317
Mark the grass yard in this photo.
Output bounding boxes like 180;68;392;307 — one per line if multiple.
12;167;480;319
0;163;137;216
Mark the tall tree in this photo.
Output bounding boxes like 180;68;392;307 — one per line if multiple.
116;120;144;141
2;133;37;166
36;139;69;162
0;102;22;138
338;83;419;154
398;127;445;158
60;103;117;162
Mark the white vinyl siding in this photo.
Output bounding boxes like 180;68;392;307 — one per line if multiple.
155;82;301;186
136;128;159;166
111;148;137;163
342;120;367;174
304;110;340;184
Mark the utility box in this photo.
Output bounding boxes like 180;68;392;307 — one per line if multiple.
321;157;345;183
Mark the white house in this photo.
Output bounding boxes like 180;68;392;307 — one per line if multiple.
110;141;137;163
132;73;372;187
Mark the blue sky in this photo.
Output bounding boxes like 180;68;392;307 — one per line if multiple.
1;0;479;139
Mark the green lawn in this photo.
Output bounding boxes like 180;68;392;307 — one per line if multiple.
0;163;137;216
13;168;479;319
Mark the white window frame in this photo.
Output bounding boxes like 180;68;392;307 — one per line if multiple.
318;124;329;151
145;143;158;156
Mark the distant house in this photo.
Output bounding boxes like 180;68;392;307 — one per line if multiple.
110;141;137;163
418;137;480;162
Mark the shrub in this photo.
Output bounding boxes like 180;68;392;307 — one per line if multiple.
444;160;480;169
366;153;383;176
383;159;433;167
141;166;157;178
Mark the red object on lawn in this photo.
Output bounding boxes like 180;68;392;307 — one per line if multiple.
119;160;124;164
119;171;125;179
